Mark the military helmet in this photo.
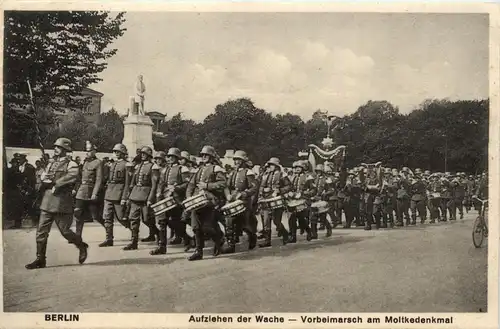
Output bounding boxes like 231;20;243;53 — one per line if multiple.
154;151;166;159
233;150;249;162
54;137;72;151
112;143;127;155
324;166;333;174
140;146;153;157
266;157;280;167
384;168;391;174
415;168;422;173
167;147;181;158
189;155;198;165
200;145;216;158
424;170;431;175
180;151;190;160
402;167;409;172
315;164;324;172
292;161;301;168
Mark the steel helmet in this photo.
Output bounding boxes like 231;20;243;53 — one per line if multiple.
200;145;216;158
180;151;190;160
315;164;324;172
54;138;72;151
140;146;153;157
233;150;249;162
112;143;128;155
167;147;181;158
154;151;166;159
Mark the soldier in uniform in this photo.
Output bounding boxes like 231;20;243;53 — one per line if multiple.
427;174;443;223
395;171;410;226
73;141;104;238
99;144;131;247
287;161;313;242
310;164;333;238
185;145;226;261
410;175;427;224
221;150;258;253
25;138;89;269
380;168;396;228
440;174;454;221
151;148;192;255
257;157;292;248
123;146;159;250
363;165;382;230
454;173;466;219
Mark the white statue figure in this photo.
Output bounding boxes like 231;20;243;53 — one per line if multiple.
134;75;146;116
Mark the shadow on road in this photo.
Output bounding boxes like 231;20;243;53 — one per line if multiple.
226;234;374;261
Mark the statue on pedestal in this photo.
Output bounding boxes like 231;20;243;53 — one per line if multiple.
131;75;146;116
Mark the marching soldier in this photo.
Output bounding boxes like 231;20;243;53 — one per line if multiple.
25;138;88;269
150;148;192;255
287;161;313;242
222;150;258;253
454;173;466;219
99;144;131;247
310;164;332;238
395;172;410;226
380;168;396;228
258;157;292;248
73;141;104;238
362;165;382;230
441;174;454;221
427;174;443;223
410;174;427;224
123;146;159;250
185;145;226;261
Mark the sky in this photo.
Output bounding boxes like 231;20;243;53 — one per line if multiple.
90;12;489;121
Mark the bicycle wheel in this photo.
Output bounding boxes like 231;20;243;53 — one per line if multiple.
472;216;485;248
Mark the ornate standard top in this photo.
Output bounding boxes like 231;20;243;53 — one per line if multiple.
133;75;146;116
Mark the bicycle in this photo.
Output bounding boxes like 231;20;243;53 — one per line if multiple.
472;197;488;248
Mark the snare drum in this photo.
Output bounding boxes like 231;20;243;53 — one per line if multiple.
287;199;307;213
182;192;210;212
311;200;329;214
260;195;286;210
221;200;246;218
151;196;178;216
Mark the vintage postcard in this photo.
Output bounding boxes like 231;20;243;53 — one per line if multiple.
1;1;499;329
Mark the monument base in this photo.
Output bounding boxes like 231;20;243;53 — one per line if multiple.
122;114;154;156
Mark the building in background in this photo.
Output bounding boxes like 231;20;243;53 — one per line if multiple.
54;87;104;124
146;111;167;132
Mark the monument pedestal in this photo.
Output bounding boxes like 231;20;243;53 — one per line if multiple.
122;114;154;156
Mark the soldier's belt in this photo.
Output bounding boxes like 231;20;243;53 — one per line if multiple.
81;180;95;185
108;180;125;184
136;183;151;187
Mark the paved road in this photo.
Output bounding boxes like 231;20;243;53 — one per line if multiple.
3;212;487;313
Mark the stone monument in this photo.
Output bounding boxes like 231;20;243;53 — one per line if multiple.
122;75;154;154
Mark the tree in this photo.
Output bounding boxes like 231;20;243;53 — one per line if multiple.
4;11;126;111
58;111;90;151
4;11;126;148
93;108;124;152
155;112;202;154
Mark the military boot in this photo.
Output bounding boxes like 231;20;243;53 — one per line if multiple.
26;242;47;270
141;227;158;242
151;228;167;255
310;223;319;240
222;230;236;254
99;226;114;247
280;224;289;245
258;230;272;248
123;238;138;250
411;215;417;225
288;226;297;243
325;220;332;237
248;232;257;250
188;248;203;261
78;242;89;264
150;245;166;255
364;219;372;231
183;236;195;252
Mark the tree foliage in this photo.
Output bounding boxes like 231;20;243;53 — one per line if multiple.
4;11;126;111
